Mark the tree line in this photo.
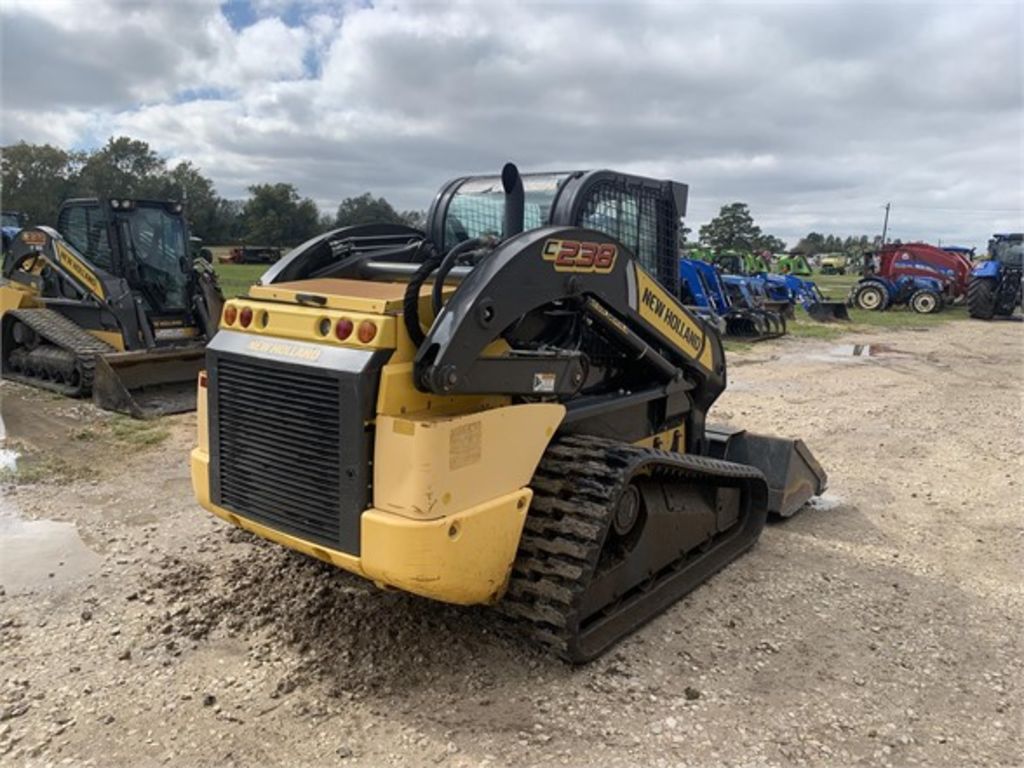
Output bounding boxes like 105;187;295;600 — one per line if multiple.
2;137;879;255
0;137;424;246
692;202;881;257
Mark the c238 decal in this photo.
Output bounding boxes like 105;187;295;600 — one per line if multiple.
542;239;617;274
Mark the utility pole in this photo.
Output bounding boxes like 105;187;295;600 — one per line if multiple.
881;202;891;246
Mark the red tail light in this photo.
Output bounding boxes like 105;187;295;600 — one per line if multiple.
358;320;377;343
239;307;253;328
198;371;208;388
223;305;237;325
335;318;354;340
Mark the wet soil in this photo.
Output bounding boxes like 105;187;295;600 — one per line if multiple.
1;319;1022;767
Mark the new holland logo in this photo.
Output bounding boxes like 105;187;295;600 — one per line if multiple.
542;239;617;274
246;339;322;362
56;243;105;299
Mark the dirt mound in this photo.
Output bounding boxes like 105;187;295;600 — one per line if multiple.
146;528;547;697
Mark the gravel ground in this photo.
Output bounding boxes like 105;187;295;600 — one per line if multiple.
1;318;1021;767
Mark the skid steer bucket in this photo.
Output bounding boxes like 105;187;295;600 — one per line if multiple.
705;426;828;517
92;347;205;419
806;301;851;322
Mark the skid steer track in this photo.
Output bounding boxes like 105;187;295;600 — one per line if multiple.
2;308;115;397
501;434;768;663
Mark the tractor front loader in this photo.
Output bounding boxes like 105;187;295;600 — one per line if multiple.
191;165;826;662
1;198;224;417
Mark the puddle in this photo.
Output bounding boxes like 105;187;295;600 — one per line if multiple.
0;400;19;473
789;343;913;364
0;447;17;473
0;513;102;595
0;389;101;594
830;343;910;358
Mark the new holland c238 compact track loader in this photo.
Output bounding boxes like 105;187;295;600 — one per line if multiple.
191;165;827;662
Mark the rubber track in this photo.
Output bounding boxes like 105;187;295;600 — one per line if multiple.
500;433;766;661
4;308;114;397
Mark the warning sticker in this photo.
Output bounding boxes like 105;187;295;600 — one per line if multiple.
449;421;482;471
532;372;556;393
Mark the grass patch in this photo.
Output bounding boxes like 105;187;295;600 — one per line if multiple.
0;446;85;485
214;262;267;299
845;304;966;328
787;319;848;340
107;416;171;447
811;271;859;298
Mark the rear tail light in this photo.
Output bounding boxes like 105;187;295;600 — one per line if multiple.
335;318;354;340
239;307;253;328
223;305;237;325
198;371;208;388
358;320;378;343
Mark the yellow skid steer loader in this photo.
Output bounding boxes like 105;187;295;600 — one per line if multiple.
1;198;224;418
191;165;826;661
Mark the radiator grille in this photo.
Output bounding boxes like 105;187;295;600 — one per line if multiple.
213;356;345;548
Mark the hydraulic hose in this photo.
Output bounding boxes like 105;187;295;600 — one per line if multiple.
402;242;442;348
430;237;488;319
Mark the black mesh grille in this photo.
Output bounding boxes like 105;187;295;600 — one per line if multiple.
576;180;679;293
213;356;344;547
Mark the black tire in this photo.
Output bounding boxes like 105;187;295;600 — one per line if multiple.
838;268;846;275
967;277;997;320
853;282;887;311
909;289;941;314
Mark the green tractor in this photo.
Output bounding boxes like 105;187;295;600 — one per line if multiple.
775;253;814;276
684;246;716;263
715;249;772;276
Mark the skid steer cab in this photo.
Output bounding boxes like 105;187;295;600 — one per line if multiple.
192;164;827;662
1;198;224;417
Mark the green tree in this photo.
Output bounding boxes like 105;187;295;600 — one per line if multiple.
159;161;224;241
334;193;405;228
0;142;81;224
677;221;694;249
793;232;826;255
699;203;763;252
400;209;426;230
754;233;786;253
74;136;167;198
241;183;321;245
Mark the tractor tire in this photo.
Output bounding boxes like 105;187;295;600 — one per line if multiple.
967;277;997;320
853;282;887;312
910;289;942;314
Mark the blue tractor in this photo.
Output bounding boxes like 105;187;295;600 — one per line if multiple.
967;234;1022;320
848;274;945;314
678;258;786;340
714;251;848;321
677;258;727;335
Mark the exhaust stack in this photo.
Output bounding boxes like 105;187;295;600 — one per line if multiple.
502;162;524;239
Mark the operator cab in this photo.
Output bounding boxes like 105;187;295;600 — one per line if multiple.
58;198;193;325
988;234;1023;267
426;169;686;294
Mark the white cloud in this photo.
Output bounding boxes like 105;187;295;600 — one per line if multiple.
1;0;1021;247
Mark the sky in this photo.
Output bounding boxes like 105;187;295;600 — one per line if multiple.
1;0;1021;249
